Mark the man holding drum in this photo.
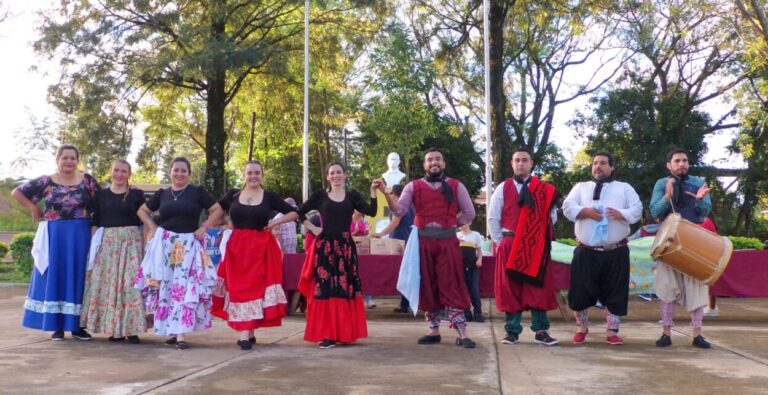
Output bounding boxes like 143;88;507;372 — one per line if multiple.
649;148;712;349
563;151;643;345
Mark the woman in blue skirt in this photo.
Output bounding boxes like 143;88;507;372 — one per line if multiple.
12;144;100;340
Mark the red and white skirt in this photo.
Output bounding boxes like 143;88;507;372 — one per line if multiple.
212;229;287;331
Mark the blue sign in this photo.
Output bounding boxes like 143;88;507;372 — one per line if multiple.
205;227;223;267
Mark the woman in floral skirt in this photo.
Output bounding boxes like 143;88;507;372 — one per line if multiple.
135;157;223;350
80;160;146;343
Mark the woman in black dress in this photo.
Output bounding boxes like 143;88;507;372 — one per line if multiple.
135;157;223;350
80;160;147;343
297;162;380;349
211;161;299;350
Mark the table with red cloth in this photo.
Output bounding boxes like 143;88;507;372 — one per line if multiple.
283;250;768;298
709;250;768;297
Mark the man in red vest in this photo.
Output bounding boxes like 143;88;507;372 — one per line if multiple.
384;148;478;348
488;149;560;346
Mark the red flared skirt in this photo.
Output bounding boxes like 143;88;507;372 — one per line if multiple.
494;236;558;313
212;229;287;331
299;239;368;343
303;295;368;343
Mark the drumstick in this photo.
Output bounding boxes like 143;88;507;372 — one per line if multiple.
684;191;697;197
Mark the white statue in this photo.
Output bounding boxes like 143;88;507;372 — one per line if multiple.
382;152;406;188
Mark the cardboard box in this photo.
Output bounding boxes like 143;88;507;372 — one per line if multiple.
353;236;370;255
370;238;405;255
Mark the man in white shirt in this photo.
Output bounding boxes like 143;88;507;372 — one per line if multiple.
562;151;642;346
488;149;560;346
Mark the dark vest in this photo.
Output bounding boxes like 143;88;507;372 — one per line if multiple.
660;179;704;224
413;178;460;229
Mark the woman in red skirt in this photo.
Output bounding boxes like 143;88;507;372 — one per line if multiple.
297;162;380;349
211;161;298;350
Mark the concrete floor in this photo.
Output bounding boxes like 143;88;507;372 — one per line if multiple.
0;286;766;395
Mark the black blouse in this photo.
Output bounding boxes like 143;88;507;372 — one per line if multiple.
93;188;145;228
297;190;377;237
218;189;296;230
146;184;216;233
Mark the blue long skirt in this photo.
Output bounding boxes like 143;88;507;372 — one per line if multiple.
22;219;90;332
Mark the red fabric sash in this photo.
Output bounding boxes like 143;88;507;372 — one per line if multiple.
505;177;557;286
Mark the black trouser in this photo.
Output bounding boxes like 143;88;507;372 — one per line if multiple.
399;295;410;309
463;268;482;316
568;245;630;316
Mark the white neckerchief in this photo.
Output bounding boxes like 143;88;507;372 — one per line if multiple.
218;229;233;261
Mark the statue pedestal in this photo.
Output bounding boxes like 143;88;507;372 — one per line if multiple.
382;172;405;190
367;189;393;235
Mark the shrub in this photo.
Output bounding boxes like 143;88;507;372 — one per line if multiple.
727;236;765;250
10;232;34;280
0;242;8;259
556;238;578;246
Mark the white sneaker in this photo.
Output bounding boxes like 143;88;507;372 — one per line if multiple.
703;307;719;317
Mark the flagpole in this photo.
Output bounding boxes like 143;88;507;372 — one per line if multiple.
483;0;493;236
248;112;256;161
302;0;310;203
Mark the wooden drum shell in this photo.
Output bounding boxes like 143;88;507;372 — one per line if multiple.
650;213;733;285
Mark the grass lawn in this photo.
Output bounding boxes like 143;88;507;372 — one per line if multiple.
0;213;36;232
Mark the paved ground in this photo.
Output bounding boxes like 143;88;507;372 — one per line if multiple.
0;286;766;394
0;233;16;245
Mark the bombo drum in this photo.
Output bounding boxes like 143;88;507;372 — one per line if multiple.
650;213;733;285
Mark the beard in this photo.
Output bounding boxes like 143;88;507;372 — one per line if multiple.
426;168;444;178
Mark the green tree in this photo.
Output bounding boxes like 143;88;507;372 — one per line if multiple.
571;76;712;208
353;21;483;197
408;0;627;181
37;1;370;195
725;0;768;237
220;3;391;197
615;0;744;137
356;22;440;186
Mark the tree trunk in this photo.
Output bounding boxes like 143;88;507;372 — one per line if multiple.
205;15;228;196
489;1;512;183
206;73;227;196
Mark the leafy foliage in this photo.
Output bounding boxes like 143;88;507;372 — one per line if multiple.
0;242;8;259
10;233;34;281
728;236;765;250
355;21;483;196
571;76;712;206
34;0;344;194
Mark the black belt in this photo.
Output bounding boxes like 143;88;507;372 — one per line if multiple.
502;231;516;238
578;238;628;252
419;227;457;239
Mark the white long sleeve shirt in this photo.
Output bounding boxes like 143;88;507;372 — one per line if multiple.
562;180;642;247
487;178;558;244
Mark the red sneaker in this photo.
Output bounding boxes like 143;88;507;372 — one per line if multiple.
572;329;588;344
605;334;624;345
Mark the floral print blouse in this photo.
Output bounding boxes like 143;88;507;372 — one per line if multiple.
18;174;100;221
